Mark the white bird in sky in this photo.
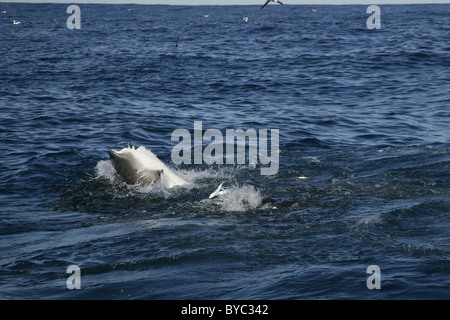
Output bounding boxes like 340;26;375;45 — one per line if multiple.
261;0;284;10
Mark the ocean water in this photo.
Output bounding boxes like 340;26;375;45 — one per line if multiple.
0;3;449;300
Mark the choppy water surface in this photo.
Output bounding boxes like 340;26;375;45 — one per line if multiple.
0;3;449;299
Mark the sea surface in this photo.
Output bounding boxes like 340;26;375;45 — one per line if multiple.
0;3;449;300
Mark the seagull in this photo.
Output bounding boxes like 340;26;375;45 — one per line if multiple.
209;183;227;199
13;20;21;25
261;0;284;9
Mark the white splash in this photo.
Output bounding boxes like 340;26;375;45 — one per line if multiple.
213;184;263;212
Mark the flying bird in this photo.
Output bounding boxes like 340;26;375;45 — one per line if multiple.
261;0;284;9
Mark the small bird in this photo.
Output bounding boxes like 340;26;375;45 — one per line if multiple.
261;0;284;10
13;20;21;25
209;183;227;199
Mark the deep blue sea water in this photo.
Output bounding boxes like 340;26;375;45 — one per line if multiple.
0;3;449;300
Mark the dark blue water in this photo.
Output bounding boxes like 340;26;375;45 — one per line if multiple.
0;3;449;300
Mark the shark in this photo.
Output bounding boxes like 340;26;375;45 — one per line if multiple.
108;143;188;189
